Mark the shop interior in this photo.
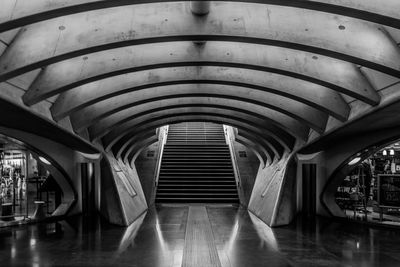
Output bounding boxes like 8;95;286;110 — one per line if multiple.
335;141;400;226
0;135;62;226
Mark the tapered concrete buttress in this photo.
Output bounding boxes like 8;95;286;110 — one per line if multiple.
100;153;147;226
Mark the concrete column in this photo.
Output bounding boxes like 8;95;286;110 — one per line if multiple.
190;1;210;16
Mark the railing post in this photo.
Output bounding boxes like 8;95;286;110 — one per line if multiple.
154;126;169;188
223;125;242;191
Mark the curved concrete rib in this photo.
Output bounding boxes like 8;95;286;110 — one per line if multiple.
123;135;158;161
87;98;309;142
128;137;159;166
119;131;157;160
1;3;399;81
23;42;379;106
235;137;269;168
119;116;285;164
68;84;328;133
102;107;295;152
51;66;349;122
109;114;286;159
1;0;400;33
102;104;299;159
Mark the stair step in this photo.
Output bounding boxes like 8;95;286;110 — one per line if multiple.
156;122;238;204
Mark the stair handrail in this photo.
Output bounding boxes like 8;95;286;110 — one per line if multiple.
223;125;241;189
154;125;169;187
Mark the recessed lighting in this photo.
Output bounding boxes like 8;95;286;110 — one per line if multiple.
348;157;361;166
39;156;51;165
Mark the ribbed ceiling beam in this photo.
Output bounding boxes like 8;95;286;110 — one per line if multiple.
50;66;349;122
119;131;158;160
109;114;286;157
22;42;379;106
1;3;398;82
127;137;159;165
234;137;269;168
102;107;295;152
118;116;285;163
68;85;328;133
87;98;309;142
1;0;399;33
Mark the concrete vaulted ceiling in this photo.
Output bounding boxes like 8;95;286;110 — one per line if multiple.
1;0;399;164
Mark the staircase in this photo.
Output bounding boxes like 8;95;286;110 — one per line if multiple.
155;122;239;203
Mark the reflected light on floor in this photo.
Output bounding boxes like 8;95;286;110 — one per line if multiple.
118;211;147;253
248;212;279;251
11;246;16;259
155;216;168;253
30;238;36;248
225;214;240;253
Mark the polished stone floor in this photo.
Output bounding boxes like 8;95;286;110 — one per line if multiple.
1;205;400;266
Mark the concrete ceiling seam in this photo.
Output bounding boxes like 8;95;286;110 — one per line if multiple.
87;98;310;142
234;136;270;167
121;125;271;168
121;116;284;165
1;3;399;82
109;115;285;159
49;67;350;122
104;106;294;160
88;103;305;143
102;107;295;152
22;42;380;106
234;130;279;163
119;131;158;160
127;137;159;166
121;126;278;165
103;110;291;154
67;86;329;133
1;0;400;34
121;126;278;166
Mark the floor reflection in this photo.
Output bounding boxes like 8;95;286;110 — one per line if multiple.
1;205;400;266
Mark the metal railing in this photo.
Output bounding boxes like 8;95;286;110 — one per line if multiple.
154;126;169;188
223;125;242;190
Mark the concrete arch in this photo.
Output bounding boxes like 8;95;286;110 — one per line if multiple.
119;131;158;160
88;100;309;142
68;84;328;133
126;136;159;164
120;116;285;165
50;66;349;122
235;137;269;168
1;0;400;34
1;2;399;82
120;126;277;167
109;104;293;161
102;107;294;153
107;113;287;159
23;42;379;106
0;128;77;216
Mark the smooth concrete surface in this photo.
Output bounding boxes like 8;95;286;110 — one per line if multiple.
2;205;400;266
100;153;147;226
248;152;297;227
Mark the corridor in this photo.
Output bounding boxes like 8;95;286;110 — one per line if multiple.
1;205;400;267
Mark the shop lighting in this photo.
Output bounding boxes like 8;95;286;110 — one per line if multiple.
38;156;51;165
348;157;361;166
383;150;387;156
390;149;395;156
